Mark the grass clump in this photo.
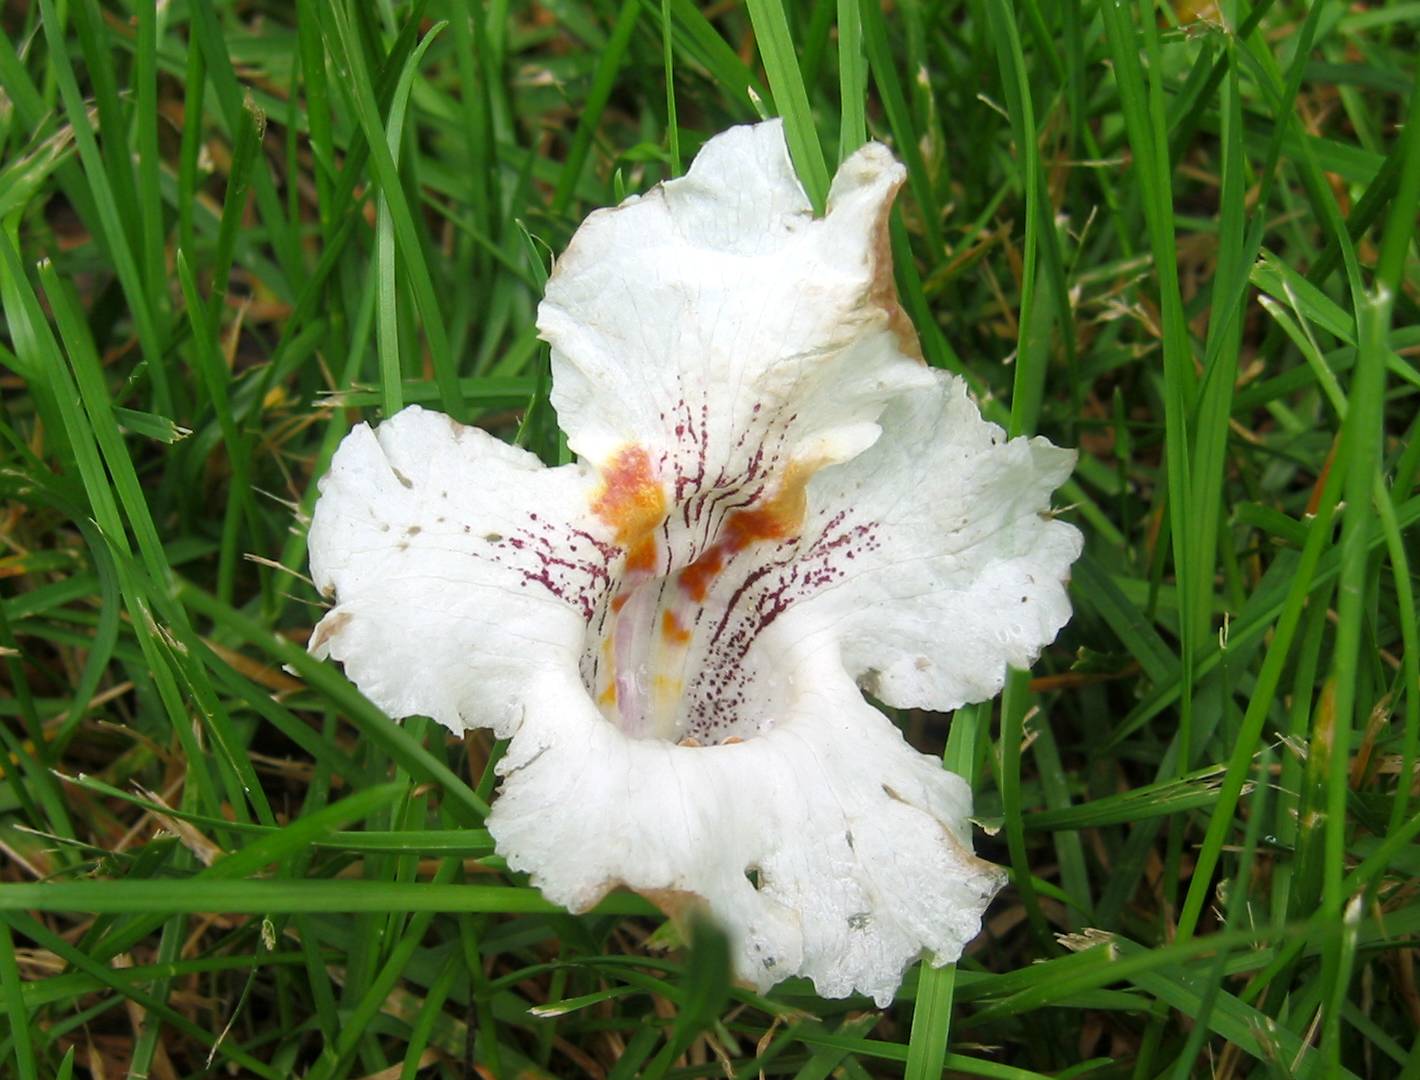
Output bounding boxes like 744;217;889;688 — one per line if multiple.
1;1;1417;1077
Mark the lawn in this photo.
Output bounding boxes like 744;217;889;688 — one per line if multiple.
0;0;1417;1077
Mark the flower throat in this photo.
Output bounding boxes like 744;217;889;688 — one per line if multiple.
583;447;816;745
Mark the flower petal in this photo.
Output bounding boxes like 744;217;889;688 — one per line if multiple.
538;120;935;499
307;406;613;734
780;370;1083;711
620;369;1080;743
489;644;1004;1006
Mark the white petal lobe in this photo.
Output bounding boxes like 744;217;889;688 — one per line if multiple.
539;119;933;492
784;371;1083;712
307;406;611;735
489;648;1004;1006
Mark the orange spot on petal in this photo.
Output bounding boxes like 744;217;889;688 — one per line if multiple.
722;463;815;551
627;537;658;574
679;547;724;603
677;462;821;602
593;446;666;544
661;610;692;645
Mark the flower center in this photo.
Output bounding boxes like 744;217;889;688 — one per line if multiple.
592;572;714;742
583;455;819;745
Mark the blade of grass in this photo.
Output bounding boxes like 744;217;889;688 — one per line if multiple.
1167;747;1272;1079
1000;670;1052;948
1181;31;1246;702
661;0;682;175
0;880;653;916
1097;5;1198;872
206;94;266;327
984;0;1049;437
858;0;944;257
377;21;448;418
175;249;250;606
836;0;866;160
69;0;143;261
323;0;465;421
0;918;36;1080
1317;285;1389;1069
746;0;830;210
1175;444;1346;936
904;961;955;1080
399;939;462;1080
133;0;164;319
550;0;641;215
186;0;304;293
36;0;171;414
176;30;206;263
660;0;766;111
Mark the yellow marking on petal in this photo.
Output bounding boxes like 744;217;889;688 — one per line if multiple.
677;459;822;604
679;545;724;603
592;445;666;544
721;459;819;550
626;535;658;574
661;610;693;645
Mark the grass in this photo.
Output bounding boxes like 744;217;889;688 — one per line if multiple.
0;0;1417;1076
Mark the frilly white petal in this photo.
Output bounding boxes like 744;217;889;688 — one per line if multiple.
784;370;1083;712
538;120;934;487
489;645;1003;1006
306;405;609;735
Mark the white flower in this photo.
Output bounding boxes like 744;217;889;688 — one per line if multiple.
307;121;1082;1005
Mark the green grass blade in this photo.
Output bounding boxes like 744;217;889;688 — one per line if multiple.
835;0;866;160
904;962;956;1080
858;0;943;256
36;0;171;413
1318;286;1389;1068
0;918;37;1080
186;0;304;292
661;0;682;176
377;21;448;417
0;879;655;917
324;0;465;421
551;0;641;215
746;0;830;210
